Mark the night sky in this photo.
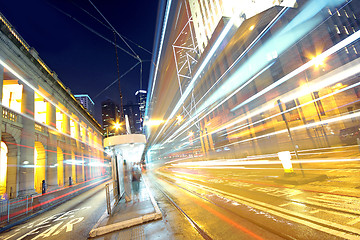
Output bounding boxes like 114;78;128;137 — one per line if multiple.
0;0;159;122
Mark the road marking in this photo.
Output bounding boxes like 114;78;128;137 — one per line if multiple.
15;225;51;240
3;207;88;239
173;177;360;239
53;217;84;235
31;222;64;240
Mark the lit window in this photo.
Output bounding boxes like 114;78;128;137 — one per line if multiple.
336;8;340;16
2;81;23;112
344;10;349;18
344;26;349;35
70;120;76;138
335;25;341;34
354;14;357;19
56;110;64;132
353;45;358;54
327;8;332;15
345;47;349;54
34;92;47;124
353;27;356;33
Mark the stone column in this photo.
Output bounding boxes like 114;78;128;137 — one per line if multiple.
19;84;35;196
74;121;83;182
46;103;57;188
0;67;3;192
63;114;71;185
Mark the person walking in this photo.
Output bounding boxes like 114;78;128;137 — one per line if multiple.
131;162;141;203
123;160;132;203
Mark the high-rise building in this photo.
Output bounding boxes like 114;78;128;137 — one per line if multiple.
101;99;121;137
74;94;95;115
123;102;141;134
135;90;147;131
188;0;297;53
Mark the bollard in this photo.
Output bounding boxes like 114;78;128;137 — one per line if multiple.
278;151;295;176
42;180;46;194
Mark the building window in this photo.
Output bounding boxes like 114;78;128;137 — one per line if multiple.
335;25;341;34
336;8;340;16
285;100;300;121
344;26;349;35
327;8;332;15
313;92;326;116
353;45;358;54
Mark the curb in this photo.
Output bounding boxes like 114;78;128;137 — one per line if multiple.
89;175;162;238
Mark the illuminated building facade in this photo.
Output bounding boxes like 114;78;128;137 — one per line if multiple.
0;12;105;198
146;0;360;162
74;94;95;115
188;0;297;53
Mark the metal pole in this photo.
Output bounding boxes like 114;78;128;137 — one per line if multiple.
277;99;305;177
26;195;28;215
105;183;111;215
7;200;10;223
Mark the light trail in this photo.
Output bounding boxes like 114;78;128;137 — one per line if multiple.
165;32;360;149
158;1;360;148
158;7;289;146
231;29;360;112
0;59;104;153
151;10;241;144
148;0;173;108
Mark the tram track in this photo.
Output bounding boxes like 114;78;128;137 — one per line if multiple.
153;172;360;239
152;174;295;240
153;179;213;240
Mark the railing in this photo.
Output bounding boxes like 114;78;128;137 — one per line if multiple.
2;107;21;124
0;195;33;225
34;123;48;134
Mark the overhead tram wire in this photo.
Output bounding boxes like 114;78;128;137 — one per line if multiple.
88;0;142;63
47;1;147;102
47;2;139;61
70;1;153;55
93;61;141;100
113;31;124;121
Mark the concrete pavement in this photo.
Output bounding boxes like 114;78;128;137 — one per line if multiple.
89;176;162;238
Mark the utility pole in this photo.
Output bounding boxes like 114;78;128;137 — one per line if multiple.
277;99;305;177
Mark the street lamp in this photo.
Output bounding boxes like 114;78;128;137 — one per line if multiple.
114;122;121;130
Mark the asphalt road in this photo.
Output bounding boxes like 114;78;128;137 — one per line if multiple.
151;158;360;239
0;180;110;240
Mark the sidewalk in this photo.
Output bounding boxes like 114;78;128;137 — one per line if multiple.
89;175;162;239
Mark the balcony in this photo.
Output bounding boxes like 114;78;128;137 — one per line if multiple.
2;106;22;127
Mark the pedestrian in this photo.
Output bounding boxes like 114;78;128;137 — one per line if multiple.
42;180;46;194
131;162;141;203
123;160;132;203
